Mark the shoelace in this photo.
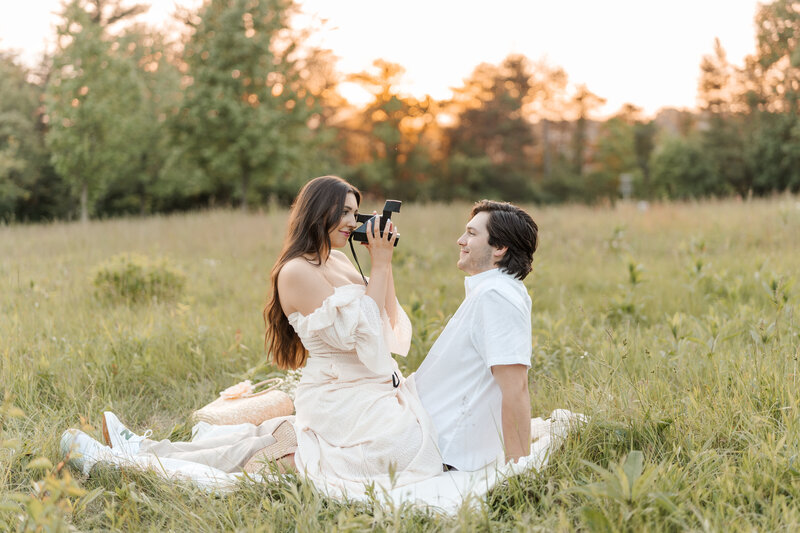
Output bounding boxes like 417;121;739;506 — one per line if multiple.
141;429;153;439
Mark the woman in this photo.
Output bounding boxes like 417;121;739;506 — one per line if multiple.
61;175;443;492
260;175;442;492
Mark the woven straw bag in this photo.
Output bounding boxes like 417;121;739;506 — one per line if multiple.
193;378;294;426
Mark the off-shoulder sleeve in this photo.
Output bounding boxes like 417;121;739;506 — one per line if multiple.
381;299;412;357
288;287;397;375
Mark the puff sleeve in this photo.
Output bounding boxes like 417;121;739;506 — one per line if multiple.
382;298;412;357
288;286;398;375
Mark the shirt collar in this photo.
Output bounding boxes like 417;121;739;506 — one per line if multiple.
464;267;503;296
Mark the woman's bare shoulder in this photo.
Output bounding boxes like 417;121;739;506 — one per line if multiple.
277;258;333;316
278;257;317;279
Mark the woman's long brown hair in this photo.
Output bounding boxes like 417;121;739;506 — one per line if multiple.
264;176;361;369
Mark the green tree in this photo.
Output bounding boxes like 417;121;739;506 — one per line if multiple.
569;84;605;177
346;59;435;198
752;0;800;114
0;53;73;221
526;60;570;181
444;54;539;201
697;38;750;196
44;0;150;222
633;120;657;197
284;47;350;197
94;25;184;215
650;136;715;198
174;0;318;210
747;111;800;193
699;38;735;114
592;105;639;202
739;0;800;193
0;53;42;219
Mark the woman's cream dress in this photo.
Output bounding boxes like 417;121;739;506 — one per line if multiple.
289;284;443;494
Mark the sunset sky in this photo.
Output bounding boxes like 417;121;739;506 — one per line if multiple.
0;0;763;118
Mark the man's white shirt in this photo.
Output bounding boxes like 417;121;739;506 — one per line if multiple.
414;268;532;471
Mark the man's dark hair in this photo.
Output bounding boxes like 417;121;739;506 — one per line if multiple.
471;200;538;280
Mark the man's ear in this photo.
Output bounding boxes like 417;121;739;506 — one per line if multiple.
492;246;508;259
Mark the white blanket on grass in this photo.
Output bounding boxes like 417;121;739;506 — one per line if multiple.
96;409;584;514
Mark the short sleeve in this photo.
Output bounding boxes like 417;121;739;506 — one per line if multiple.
288;287;397;375
470;288;532;368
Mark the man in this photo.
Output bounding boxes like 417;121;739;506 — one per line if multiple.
414;200;538;471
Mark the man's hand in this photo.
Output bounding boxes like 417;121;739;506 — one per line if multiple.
491;364;531;463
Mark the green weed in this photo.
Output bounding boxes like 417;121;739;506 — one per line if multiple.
92;253;185;304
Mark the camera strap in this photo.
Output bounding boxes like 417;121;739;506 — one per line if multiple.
348;236;368;286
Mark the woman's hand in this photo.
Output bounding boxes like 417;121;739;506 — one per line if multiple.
363;211;399;314
364;213;399;269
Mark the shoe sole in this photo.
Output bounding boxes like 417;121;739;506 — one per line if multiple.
101;415;112;448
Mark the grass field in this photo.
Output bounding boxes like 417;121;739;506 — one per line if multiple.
1;196;799;531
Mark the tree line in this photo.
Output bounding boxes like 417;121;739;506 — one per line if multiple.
1;0;798;222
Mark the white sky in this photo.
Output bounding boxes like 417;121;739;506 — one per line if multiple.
0;0;762;118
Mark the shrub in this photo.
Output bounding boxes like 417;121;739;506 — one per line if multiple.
93;253;185;303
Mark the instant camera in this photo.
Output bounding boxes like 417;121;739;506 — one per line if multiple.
350;200;402;247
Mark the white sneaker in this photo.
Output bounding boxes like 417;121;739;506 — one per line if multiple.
101;411;152;456
60;429;115;475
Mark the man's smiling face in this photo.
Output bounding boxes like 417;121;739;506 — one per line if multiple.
456;211;498;275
